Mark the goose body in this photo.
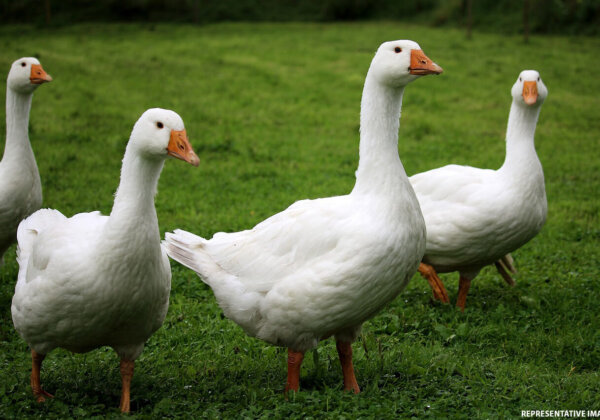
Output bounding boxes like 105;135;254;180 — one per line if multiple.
411;70;548;309
169;191;422;351
13;208;170;356
166;40;442;392
0;58;51;264
11;108;199;412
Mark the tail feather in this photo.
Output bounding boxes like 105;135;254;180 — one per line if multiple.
164;234;200;271
16;209;66;288
16;209;66;268
164;229;263;335
164;229;214;284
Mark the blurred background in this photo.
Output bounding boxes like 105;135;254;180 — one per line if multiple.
1;1;599;419
1;0;599;36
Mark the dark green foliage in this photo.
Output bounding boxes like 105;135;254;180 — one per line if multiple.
0;0;599;35
0;22;598;418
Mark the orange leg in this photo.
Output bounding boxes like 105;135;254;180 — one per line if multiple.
336;341;360;393
456;275;472;311
31;349;53;403
284;349;304;394
418;263;450;303
119;360;135;413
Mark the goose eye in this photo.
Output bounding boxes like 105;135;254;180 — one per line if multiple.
519;77;522;82
156;122;164;129
537;77;540;81
394;47;402;53
21;62;26;67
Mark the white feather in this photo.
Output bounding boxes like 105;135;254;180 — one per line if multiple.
166;40;433;352
11;109;189;362
0;58;49;263
411;70;548;280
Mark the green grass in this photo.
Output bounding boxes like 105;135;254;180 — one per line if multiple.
0;22;599;418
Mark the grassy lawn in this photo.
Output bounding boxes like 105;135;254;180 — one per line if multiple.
0;22;598;418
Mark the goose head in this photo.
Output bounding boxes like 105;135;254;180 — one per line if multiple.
130;108;199;166
7;57;52;94
511;70;548;107
369;40;443;88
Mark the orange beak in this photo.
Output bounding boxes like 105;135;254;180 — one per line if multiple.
409;50;443;75
522;81;538;105
30;64;52;84
167;129;199;166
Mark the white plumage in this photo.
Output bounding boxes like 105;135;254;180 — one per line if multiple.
168;194;420;349
11;108;199;412
14;208;170;356
0;58;51;265
166;40;443;392
411;70;548;309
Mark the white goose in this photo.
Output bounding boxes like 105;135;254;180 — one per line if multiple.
165;40;442;393
411;70;548;310
0;58;52;265
11;108;199;412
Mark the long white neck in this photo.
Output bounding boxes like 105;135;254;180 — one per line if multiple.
105;145;164;239
352;75;408;196
499;100;543;176
3;87;35;162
